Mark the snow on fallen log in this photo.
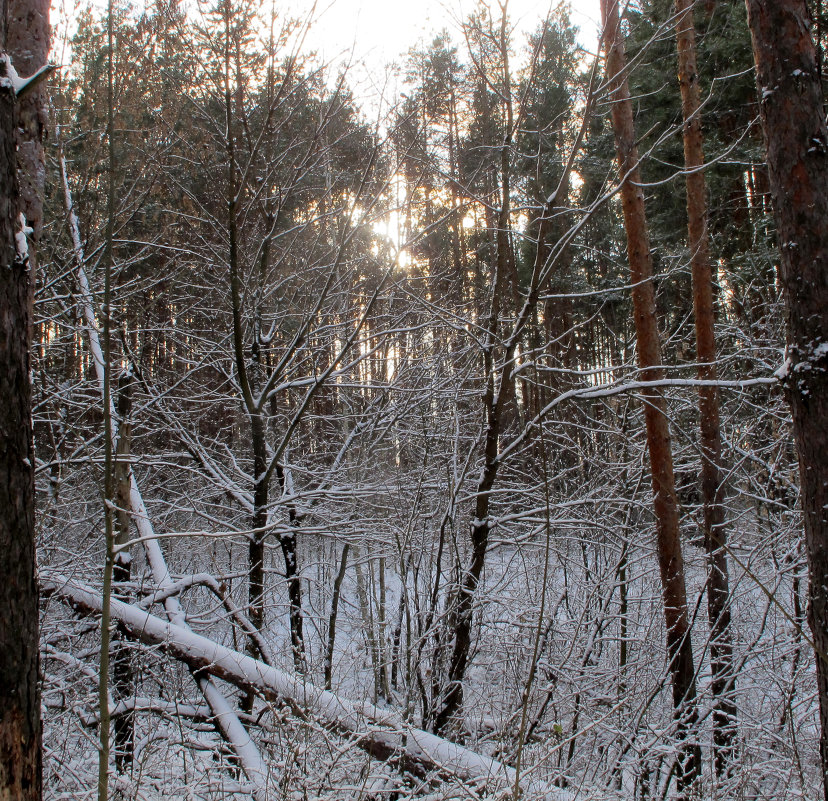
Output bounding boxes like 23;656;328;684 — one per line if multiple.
43;574;575;800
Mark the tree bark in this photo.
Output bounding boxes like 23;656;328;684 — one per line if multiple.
275;462;305;674
600;0;701;793
745;2;828;797
0;3;41;797
674;0;737;777
324;543;349;690
113;372;134;772
7;0;47;349
7;0;47;239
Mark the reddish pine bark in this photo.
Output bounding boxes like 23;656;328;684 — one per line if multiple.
674;0;737;777
7;0;48;239
745;2;828;797
600;0;700;792
0;14;41;801
7;0;48;349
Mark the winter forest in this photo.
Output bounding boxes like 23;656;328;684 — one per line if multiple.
2;0;828;799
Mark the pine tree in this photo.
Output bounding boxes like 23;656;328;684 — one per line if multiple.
0;1;43;798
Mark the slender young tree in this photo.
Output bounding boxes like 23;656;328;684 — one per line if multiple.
600;0;700;793
431;3;517;734
745;2;828;797
0;1;41;798
430;4;597;734
112;371;135;770
674;0;736;777
96;0;117;795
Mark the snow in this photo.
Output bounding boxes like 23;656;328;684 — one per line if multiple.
774;355;792;380
45;573;577;801
1;54;52;96
1;54;22;93
774;343;827;381
15;213;31;265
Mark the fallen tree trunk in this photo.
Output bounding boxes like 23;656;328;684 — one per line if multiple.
42;574;571;800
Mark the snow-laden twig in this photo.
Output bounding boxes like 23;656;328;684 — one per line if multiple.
498;374;778;465
1;54;54;97
43;574;579;800
138;571;276;666
77;697;213;728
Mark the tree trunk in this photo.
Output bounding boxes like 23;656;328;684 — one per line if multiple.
745;3;828;796
600;0;701;793
0;6;41;797
113;372;134;772
7;0;47;240
674;0;737;777
248;412;268;656
7;0;47;347
324;543;349;690
45;574;558;798
275;462;305;674
432;14;516;734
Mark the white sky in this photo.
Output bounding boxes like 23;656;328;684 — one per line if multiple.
306;0;602;60
301;0;603;111
53;0;603;116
